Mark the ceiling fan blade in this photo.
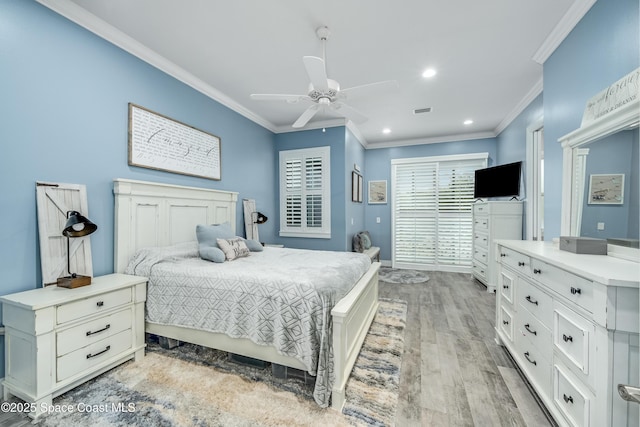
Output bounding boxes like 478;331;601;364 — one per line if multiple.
338;80;399;100
250;93;310;103
303;56;328;91
292;104;320;128
331;102;368;124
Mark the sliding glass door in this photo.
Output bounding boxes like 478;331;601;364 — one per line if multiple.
391;153;487;272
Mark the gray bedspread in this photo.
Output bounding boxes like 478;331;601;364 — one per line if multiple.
125;241;371;407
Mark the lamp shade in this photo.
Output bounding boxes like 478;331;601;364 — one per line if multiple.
254;212;268;225
62;211;98;237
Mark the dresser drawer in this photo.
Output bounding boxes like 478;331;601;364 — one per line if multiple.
57;329;132;382
553;364;592;427
473;216;488;230
57;308;133;356
530;259;594;313
517;306;552;361
473;246;488;264
473;203;488;215
499;269;516;306
499;305;514;343
518;279;553;328
57;288;131;325
554;303;594;380
473;261;487;283
515;332;551;398
498;247;531;276
473;231;489;249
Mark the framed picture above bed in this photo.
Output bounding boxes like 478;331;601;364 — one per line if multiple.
128;103;221;180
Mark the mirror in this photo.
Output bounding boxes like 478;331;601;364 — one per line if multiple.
575;129;639;247
559;67;639;260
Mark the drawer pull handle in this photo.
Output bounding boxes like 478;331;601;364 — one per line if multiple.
570;287;582;295
503;320;509;325
526;296;539;306
500;253;506;257
503;285;509;289
86;345;111;359
563;334;573;343
524;324;537;335
86;324;111;336
518;262;525;267
563;394;574;404
524;351;537;366
96;301;104;307
533;268;541;274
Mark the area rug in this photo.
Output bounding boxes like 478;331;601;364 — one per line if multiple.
378;267;430;284
29;299;406;427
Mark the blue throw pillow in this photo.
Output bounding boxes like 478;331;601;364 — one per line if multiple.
196;223;235;262
243;239;263;252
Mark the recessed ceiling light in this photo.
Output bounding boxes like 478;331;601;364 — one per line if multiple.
382;128;391;134
422;68;437;78
464;119;474;125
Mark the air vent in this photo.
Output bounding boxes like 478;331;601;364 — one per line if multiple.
413;107;432;114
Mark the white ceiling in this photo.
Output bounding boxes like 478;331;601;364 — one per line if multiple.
41;0;590;147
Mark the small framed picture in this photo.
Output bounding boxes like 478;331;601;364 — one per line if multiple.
588;174;624;204
368;180;387;204
352;172;362;203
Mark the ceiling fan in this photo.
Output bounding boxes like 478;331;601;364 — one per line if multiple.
250;26;398;129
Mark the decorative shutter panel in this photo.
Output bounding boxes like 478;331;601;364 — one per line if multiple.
36;182;94;286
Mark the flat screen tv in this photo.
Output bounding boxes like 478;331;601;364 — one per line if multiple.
474;161;522;199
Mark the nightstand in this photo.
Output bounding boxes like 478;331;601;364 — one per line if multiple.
1;273;147;419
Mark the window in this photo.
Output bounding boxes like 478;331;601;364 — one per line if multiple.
279;146;331;238
392;153;487;271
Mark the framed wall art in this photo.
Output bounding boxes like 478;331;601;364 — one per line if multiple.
588;173;624;204
351;171;363;203
368;180;387;204
128;103;221;180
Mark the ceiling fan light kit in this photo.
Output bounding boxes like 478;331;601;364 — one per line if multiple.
250;26;398;130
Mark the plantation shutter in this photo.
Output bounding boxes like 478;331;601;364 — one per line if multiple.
279;147;331;238
392;153;487;271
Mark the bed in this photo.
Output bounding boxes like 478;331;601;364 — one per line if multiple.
113;178;380;410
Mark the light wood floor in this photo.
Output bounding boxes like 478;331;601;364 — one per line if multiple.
379;271;553;426
1;271;553;427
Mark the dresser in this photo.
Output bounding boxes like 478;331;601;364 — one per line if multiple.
495;240;639;427
472;201;522;292
1;274;147;418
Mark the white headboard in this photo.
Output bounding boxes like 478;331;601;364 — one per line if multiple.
113;179;238;273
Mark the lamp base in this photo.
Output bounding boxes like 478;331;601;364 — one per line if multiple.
57;275;92;289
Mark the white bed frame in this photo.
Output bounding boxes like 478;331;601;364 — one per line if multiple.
113;178;380;409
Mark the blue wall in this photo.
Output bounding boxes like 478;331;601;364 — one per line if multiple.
345;128;367;250
0;0;277;291
363;138;498;261
542;0;639;240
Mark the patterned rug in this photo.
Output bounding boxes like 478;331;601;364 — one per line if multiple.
379;267;430;284
28;299;406;427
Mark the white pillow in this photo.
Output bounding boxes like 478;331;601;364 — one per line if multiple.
216;237;250;261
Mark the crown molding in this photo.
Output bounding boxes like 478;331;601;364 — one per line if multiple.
494;77;543;136
366;131;496;150
532;0;597;64
36;0;276;133
272;118;346;134
345;122;368;148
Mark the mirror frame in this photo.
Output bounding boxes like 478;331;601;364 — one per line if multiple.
559;98;639;261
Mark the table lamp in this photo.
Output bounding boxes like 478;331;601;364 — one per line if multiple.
57;210;97;288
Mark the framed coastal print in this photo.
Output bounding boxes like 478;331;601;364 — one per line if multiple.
368;180;387;204
588;174;624;204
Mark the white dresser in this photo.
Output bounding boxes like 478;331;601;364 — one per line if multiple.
472;201;523;292
495;240;639;427
1;274;147;418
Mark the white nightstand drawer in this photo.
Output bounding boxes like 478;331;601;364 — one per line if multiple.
57;308;133;356
57;329;132;382
553;363;592;427
518;278;553;328
57;288;131;325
